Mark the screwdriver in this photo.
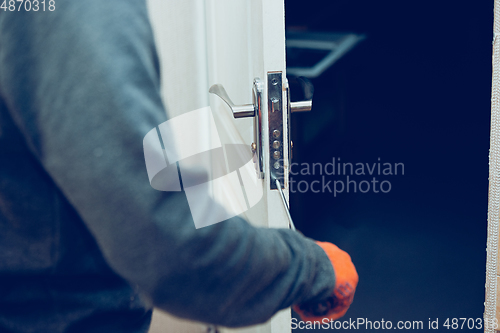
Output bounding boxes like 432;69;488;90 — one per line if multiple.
274;179;296;231
274;178;343;318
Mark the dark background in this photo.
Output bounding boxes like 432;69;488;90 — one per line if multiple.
285;1;492;331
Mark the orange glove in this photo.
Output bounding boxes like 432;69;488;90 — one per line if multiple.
293;241;358;322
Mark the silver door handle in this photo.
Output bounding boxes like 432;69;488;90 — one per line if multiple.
290;100;312;113
209;80;265;179
210;84;312;115
209;84;255;118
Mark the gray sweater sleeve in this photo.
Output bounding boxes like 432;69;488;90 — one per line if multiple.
0;0;335;327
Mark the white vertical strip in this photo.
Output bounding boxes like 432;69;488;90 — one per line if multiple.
205;0;268;231
205;0;254;144
146;2;213;332
258;0;289;230
147;0;209;115
194;0;209;108
258;0;291;331
246;0;255;93
486;1;500;331
147;0;213;195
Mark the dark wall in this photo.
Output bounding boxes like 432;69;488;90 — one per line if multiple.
286;1;492;331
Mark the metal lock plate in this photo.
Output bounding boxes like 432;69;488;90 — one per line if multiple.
252;78;264;179
268;72;284;190
210;72;312;188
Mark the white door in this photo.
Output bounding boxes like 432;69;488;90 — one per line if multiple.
146;1;291;332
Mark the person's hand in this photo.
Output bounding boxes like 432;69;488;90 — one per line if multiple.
293;242;358;321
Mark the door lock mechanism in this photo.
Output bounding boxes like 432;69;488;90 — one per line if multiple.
209;74;313;189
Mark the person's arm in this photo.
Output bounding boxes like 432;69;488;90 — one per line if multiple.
0;1;335;327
